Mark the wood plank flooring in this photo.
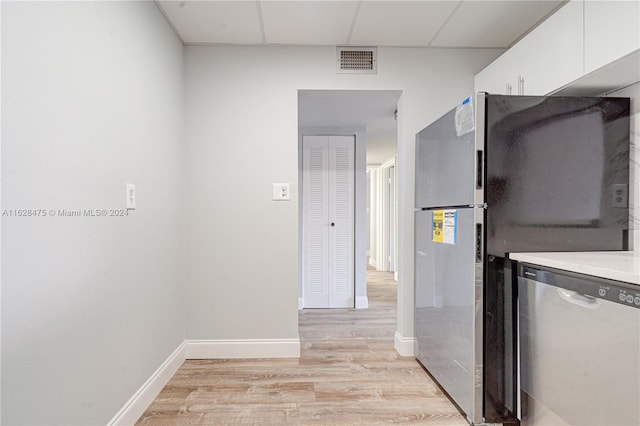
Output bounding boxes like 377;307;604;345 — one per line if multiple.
136;269;467;425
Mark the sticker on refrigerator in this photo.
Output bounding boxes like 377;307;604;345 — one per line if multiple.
455;96;475;136
432;209;457;244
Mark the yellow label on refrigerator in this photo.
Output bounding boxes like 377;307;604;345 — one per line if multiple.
433;209;457;244
432;210;444;242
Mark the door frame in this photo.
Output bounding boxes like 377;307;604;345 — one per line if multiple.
298;127;368;309
366;166;380;269
368;156;398;279
383;158;398;278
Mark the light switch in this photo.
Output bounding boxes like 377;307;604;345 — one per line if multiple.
273;183;290;201
126;183;136;209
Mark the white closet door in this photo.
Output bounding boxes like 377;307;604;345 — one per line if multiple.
328;136;354;308
303;136;330;308
302;135;354;309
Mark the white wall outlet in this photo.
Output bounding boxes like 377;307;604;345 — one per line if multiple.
272;183;290;201
126;183;136;209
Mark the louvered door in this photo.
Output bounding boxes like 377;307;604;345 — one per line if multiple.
303;136;330;308
328;137;355;307
303;135;354;308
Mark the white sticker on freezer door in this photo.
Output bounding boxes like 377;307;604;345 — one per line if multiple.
432;209;457;244
455;96;475;136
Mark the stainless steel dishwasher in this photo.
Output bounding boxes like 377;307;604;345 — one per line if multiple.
518;263;640;426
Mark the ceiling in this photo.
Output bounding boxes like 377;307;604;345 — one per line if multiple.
158;1;565;48
299;90;401;165
158;0;566;165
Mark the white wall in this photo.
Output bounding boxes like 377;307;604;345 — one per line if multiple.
1;2;184;424
608;82;640;250
184;46;502;345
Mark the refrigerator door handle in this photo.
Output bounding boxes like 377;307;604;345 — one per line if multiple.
473;92;486;206
475;223;483;263
476;150;483;190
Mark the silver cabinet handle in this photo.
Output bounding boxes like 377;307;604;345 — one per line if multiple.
517;75;525;95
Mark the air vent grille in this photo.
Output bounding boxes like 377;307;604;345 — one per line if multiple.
340;50;373;70
337;47;377;74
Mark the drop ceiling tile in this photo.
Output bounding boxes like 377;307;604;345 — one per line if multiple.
261;1;358;45
350;1;458;47
158;1;263;44
431;0;565;48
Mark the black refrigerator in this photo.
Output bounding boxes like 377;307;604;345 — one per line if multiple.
414;93;630;424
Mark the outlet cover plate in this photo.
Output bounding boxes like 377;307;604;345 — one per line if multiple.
273;183;290;201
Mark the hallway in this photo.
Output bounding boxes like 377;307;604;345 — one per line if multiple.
137;270;466;424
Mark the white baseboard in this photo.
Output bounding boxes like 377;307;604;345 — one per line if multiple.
300;297;366;309
108;342;186;426
185;338;301;359
394;331;416;357
355;296;368;309
368;257;377;268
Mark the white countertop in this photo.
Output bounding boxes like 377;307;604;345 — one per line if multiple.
509;251;640;285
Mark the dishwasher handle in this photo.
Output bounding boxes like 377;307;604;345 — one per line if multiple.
557;288;600;309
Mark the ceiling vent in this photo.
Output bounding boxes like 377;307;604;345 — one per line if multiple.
336;47;377;74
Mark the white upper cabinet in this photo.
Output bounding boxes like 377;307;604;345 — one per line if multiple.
476;0;640;97
584;0;640;75
474;46;519;95
475;1;583;96
512;0;583;95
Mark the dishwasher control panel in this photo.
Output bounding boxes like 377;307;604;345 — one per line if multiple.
519;264;640;309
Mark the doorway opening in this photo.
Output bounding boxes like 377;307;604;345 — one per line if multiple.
297;90;401;311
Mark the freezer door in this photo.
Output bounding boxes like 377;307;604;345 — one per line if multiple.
415;95;485;208
414;207;484;424
485;95;629;254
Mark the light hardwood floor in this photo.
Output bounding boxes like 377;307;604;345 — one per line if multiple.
136;269;467;425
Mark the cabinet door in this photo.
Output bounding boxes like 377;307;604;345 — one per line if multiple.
514;0;584;95
584;0;640;74
474;49;518;95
